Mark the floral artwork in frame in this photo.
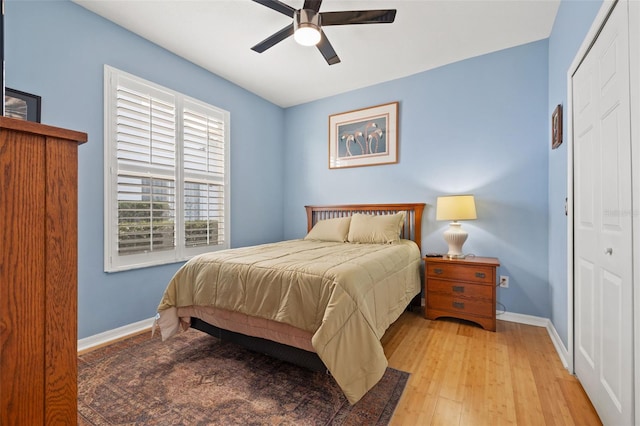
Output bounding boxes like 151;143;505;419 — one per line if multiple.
328;101;398;169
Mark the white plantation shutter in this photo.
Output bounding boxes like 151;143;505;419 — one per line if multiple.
116;175;176;255
115;83;176;256
184;182;224;247
116;87;175;170
183;102;226;248
104;66;230;272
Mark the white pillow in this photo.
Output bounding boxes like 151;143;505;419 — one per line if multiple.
304;216;351;242
347;212;406;244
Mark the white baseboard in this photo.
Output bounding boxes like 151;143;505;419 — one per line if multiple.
498;311;549;327
545;320;570;370
78;317;155;353
498;311;570;369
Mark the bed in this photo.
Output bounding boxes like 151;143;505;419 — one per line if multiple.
155;203;425;404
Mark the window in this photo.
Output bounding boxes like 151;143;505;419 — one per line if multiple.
104;66;230;272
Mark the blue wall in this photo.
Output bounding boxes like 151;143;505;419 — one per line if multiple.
5;0;285;338
283;41;552;318
547;0;602;347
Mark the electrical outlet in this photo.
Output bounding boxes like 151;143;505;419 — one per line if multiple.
500;275;509;288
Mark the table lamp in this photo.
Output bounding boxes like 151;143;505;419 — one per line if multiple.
436;195;477;259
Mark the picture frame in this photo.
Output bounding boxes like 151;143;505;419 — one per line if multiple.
5;87;42;123
328;101;398;169
551;104;562;149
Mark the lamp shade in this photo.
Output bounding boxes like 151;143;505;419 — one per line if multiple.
436;195;477;221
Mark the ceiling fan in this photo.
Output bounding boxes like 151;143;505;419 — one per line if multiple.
251;0;397;65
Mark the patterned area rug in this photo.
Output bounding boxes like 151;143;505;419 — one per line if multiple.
78;328;408;425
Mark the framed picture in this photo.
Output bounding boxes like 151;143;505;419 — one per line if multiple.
5;87;42;123
328;101;398;169
551;104;562;149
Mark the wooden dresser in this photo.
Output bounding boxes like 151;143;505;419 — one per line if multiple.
0;117;87;425
424;256;500;331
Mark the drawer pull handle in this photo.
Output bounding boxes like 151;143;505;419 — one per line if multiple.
475;272;486;279
453;301;465;309
434;268;443;275
452;285;464;293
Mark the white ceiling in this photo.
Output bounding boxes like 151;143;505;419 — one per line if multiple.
73;0;560;108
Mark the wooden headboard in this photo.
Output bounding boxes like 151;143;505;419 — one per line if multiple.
304;203;426;252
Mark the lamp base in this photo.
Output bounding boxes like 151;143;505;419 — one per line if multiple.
443;222;468;258
445;253;466;260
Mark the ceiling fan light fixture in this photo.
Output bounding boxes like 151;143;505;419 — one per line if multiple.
251;0;397;65
294;26;321;46
294;9;321;46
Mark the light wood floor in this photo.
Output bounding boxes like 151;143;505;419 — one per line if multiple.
382;311;602;426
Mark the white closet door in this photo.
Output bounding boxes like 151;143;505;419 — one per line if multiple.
631;0;640;420
573;1;634;425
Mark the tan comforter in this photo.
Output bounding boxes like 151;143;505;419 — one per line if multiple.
156;239;421;404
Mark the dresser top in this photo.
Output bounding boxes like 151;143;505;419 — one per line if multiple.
424;256;500;267
0;116;87;143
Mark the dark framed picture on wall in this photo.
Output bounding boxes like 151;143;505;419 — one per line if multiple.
4;87;42;123
551;104;562;149
328;101;398;169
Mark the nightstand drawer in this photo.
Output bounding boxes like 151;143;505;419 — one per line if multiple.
427;293;493;317
427;279;493;300
426;263;494;284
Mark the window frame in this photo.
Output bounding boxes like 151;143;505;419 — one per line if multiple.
104;65;230;272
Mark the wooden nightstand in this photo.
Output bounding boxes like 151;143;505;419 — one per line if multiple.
424;256;500;331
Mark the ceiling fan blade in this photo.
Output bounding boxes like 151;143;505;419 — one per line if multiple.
320;10;397;26
317;30;340;65
252;0;296;17
302;0;323;13
251;24;295;53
